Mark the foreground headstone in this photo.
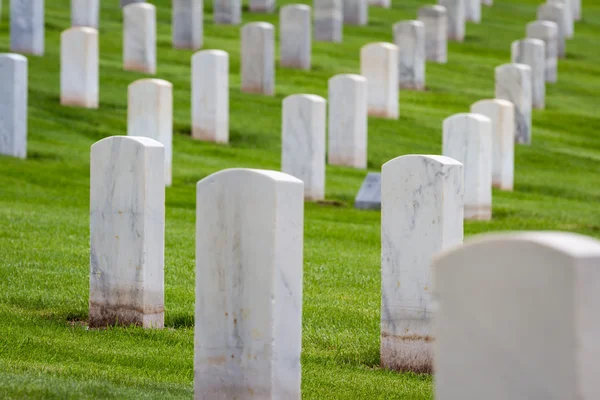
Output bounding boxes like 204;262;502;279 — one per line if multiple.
281;94;326;201
464;0;480;23
60;27;99;109
548;0;573;39
128;79;173;186
418;5;447;63
314;0;342;42
328;74;367;168
0;54;27;159
434;232;600;400
214;0;241;24
90;136;165;329
393;20;425;90
360;43;399;119
438;0;465;42
241;22;275;95
381;155;463;373
495;63;532;145
471;99;515;191
172;0;203;50
343;0;367;25
280;5;311;70
537;3;567;58
526;21;558;83
192;50;229;143
71;0;99;29
354;172;381;210
249;0;274;12
511;39;545;110
10;0;45;56
195;168;303;399
121;0;145;6
123;3;156;74
443;113;492;220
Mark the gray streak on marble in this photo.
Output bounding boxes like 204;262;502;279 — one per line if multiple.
71;0;99;29
511;38;545;110
418;5;447;63
526;21;558;83
123;3;156;74
10;0;44;56
280;5;311;70
394;20;425;91
0;53;27;159
537;3;567;58
314;0;342;42
495;63;532;145
241;22;275;95
172;0;203;50
354;172;380;210
343;0;367;25
438;0;464;42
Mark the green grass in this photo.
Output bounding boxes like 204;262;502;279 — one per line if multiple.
1;0;599;398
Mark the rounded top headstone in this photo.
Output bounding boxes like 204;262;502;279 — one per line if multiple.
419;5;447;16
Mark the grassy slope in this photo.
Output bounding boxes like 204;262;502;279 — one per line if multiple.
0;0;599;398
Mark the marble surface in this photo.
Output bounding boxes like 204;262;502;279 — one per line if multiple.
572;0;581;21
241;22;275;95
433;232;600;400
394;20;425;91
471;99;515;191
10;0;45;56
464;0;480;23
438;0;464;42
128;79;173;186
526;21;558;83
418;5;447;63
71;0;99;29
192;50;229;143
368;0;389;7
0;54;27;159
280;5;311;70
60;27;99;109
548;0;573;39
443;113;492;220
495;63;532;145
360;42;399;119
343;0;367;25
328;74;367;168
314;0;342;42
123;3;156;74
121;0;146;6
482;0;492;5
381;155;464;373
89;136;165;329
213;0;241;24
354;172;381;210
195;168;303;399
281;94;326;201
172;0;203;50
249;0;274;12
511;38;545;110
537;3;567;58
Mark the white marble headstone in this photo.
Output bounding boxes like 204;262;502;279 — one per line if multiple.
60;27;99;109
572;0;581;21
280;5;311;70
434;232;600;400
495;63;532;145
249;0;274;12
526;21;558;83
123;2;156;74
172;0;203;50
213;0;241;24
128;79;173;187
418;5;447;63
343;0;367;25
548;0;573;39
90;136;165;329
354;172;381;210
482;0;492;5
381;154;463;373
314;0;342;43
0;54;27;159
281;94;326;201
464;0;480;23
360;42;399;119
121;0;146;6
511;38;545;110
537;3;567;58
438;0;465;42
10;0;45;56
241;22;275;95
71;0;99;29
442;113;492;220
393;20;425;91
328;74;367;168
194;168;303;399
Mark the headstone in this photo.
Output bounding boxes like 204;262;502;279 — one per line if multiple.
393;20;425;91
511;39;545;110
548;0;573;39
281;94;326;201
60;27;99;109
343;0;367;25
482;0;492;5
280;5;311;70
572;0;581;21
314;0;342;43
438;0;465;42
464;0;480;23
71;0;99;29
434;232;600;400
89;136;165;329
10;0;45;56
471;99;515;191
121;0;145;6
192;50;229;143
241;22;275;95
360;42;399;119
368;0;388;7
128;79;173;187
354;172;381;210
0;54;27;159
495;63;532;145
418;5;447;63
442;113;492;220
249;0;274;12
172;0;203;50
123;3;156;74
194;168;303;399
381;155;464;373
537;3;567;58
328;74;367;168
213;0;241;24
526;21;558;83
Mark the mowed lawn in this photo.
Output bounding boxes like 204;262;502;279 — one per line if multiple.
0;0;599;398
